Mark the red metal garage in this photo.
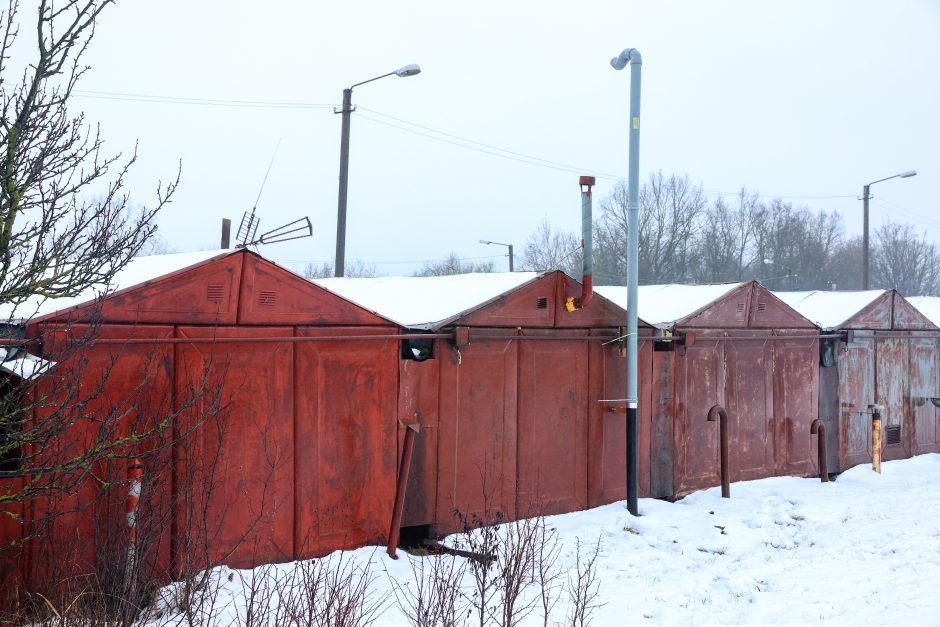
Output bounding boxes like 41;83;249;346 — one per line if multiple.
2;249;401;595
599;281;819;498
777;289;940;472
316;270;638;536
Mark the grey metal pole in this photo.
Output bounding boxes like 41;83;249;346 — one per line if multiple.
335;87;353;277
611;47;642;517
508;244;514;272
862;183;870;290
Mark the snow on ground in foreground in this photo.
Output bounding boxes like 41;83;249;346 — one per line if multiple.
148;455;940;626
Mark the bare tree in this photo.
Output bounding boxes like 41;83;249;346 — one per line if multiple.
0;0;178;568
304;259;378;279
693;188;761;283
872;222;940;296
594;172;706;285
518;218;581;277
414;253;495;277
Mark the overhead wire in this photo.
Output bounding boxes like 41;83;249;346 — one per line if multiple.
74;88;885;203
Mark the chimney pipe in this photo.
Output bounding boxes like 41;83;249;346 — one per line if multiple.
565;175;596;312
221;218;231;249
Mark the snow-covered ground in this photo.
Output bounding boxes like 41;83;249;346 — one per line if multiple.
147;454;940;626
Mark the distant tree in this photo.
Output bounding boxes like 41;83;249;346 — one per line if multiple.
693;189;761;283
303;259;378;279
518;218;581;277
137;231;175;256
748;201;844;290
872;222;940;296
595;172;706;284
823;236;863;291
414;252;495;277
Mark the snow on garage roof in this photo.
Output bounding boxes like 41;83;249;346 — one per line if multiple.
595;283;743;328
313;272;543;329
773;289;887;330
907;296;940;328
0;249;234;322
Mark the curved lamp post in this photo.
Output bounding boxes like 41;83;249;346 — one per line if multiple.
862;170;916;289
335;64;421;277
479;239;514;271
611;47;642;517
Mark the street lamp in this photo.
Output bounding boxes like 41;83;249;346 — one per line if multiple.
611;46;642;517
862;170;916;289
479;239;514;271
334;64;421;277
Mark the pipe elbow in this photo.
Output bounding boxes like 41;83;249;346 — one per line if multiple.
611;48;642;70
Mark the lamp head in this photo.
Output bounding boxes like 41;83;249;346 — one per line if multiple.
899;170;917;178
395;64;421;77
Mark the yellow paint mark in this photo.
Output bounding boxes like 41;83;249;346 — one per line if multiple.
633;117;640;130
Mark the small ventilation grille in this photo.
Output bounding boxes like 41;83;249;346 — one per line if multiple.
885;425;902;446
259;290;278;306
536;297;549;310
736;303;745;313
757;302;767;312
207;284;225;302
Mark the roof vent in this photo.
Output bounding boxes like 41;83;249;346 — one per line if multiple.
736;303;745;313
536;297;549;310
259;290;278;306
207;284;225;302
757;302;767;313
885;425;902;446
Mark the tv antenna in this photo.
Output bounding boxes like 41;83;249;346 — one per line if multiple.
236;138;313;248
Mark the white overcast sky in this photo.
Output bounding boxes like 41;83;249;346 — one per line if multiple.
51;0;940;276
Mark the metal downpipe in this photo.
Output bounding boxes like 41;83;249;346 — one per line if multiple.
611;47;642;516
810;419;829;482
707;404;730;498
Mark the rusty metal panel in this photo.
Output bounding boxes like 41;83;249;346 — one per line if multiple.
26;324;174;591
876;337;909;462
844;292;892;329
175;326;294;569
452;274;555;328
648;348;674;498
294;326;398;558
724;338;775;481
773;336;818;476
399;355;440;528
435;338;517;535
818;361;841;471
675;338;724;495
238;253;392;326
36;254;243;326
587;332;654;506
678;283;752;328
892;294;938;330
911;336;940;454
554;273;630;328
839;335;875;469
517;335;588;516
749;286;817;329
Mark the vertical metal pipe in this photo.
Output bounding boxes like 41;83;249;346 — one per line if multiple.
335;87;353;277
707;405;730;498
387;423;420;559
124;459;143;587
862;183;871;290
220;218;231;249
810;419;829;482
508;244;514;272
611;47;642;516
871;407;882;473
580;175;595;308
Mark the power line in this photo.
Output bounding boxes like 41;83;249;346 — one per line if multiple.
74;89;334;109
871;197;940;230
75;88;862;203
